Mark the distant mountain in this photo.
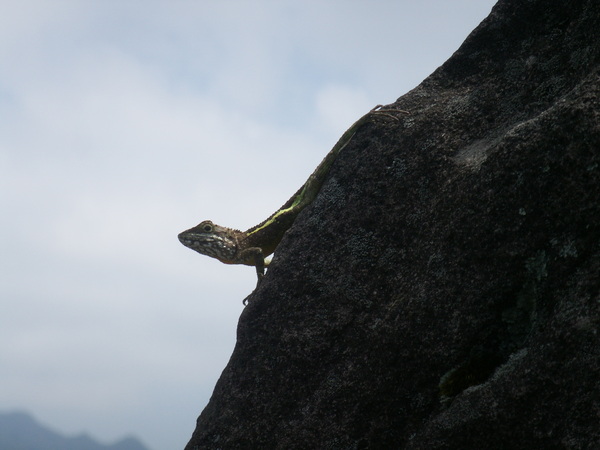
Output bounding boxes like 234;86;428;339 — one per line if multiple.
0;411;150;450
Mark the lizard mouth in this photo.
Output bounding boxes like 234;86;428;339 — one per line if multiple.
178;232;198;248
178;231;237;261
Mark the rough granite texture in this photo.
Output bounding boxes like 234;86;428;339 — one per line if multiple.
185;0;600;448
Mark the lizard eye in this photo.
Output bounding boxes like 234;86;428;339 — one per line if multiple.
203;224;213;232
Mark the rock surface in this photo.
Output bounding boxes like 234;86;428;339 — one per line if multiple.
186;0;600;448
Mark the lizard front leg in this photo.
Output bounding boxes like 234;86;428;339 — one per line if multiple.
239;247;268;305
239;247;266;282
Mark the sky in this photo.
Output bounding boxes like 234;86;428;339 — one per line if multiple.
0;1;496;449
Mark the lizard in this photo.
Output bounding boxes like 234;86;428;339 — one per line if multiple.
178;105;407;301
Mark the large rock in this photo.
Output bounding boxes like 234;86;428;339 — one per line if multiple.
186;0;600;448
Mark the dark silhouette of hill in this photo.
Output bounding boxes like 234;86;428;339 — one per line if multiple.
0;411;150;450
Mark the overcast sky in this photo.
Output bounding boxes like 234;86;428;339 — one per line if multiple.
0;1;496;449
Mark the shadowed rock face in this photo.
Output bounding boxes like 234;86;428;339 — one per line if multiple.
185;0;600;448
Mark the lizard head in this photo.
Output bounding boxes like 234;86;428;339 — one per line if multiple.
178;220;239;264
